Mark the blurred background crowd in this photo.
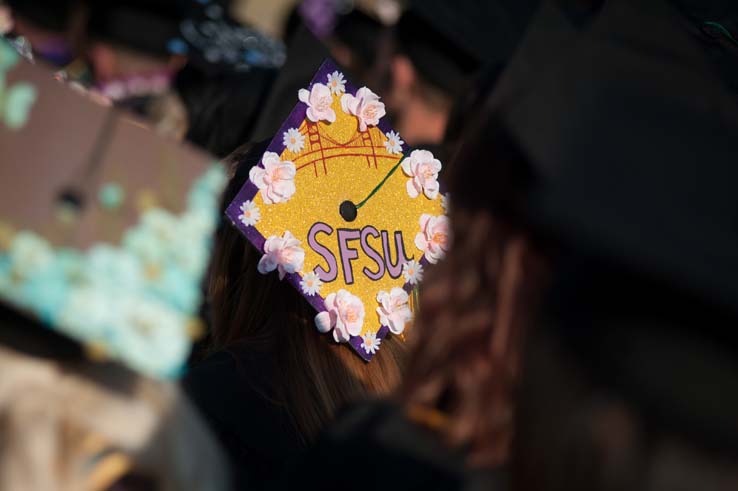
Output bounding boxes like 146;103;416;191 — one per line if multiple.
1;0;738;490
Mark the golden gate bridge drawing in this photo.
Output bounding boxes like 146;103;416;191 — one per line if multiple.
292;121;401;177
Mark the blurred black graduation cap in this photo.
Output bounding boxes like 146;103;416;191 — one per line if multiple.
5;0;79;32
668;0;738;94
443;0;596;208
250;24;330;141
500;0;738;451
506;0;738;315
332;9;385;70
395;0;541;96
87;0;187;58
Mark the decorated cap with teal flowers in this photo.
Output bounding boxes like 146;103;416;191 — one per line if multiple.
0;37;226;379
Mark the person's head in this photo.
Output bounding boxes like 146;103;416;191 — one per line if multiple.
207;141;408;443
85;1;184;84
384;0;538;147
327;9;391;89
383;9;465;148
174;64;277;158
399;92;550;466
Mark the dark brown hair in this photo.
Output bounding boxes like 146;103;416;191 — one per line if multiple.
207;142;408;443
400;111;548;466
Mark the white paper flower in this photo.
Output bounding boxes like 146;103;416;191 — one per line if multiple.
326;70;346;95
442;193;451;213
298;83;337;123
238;200;261;227
282;127;305;153
340;86;386;132
415;214;450;264
314;289;365;343
401;149;442;199
361;331;381;355
258;231;305;280
300;270;323;296
402;260;424;285
383;130;404;154
376;288;413;335
249;152;296;204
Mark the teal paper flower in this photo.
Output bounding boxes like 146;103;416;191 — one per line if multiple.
56;286;116;345
0;38;19;72
84;244;143;291
98;182;125;210
1;82;37;129
108;296;190;378
154;267;201;312
9;231;54;279
21;267;70;323
123;226;168;267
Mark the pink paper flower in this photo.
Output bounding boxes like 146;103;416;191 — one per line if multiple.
298;83;336;123
340;87;386;132
415;214;450;264
315;289;365;343
257;231;305;280
376;288;413;335
249;152;296;204
401;149;442;199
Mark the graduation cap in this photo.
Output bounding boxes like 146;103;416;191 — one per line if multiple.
226;59;448;361
396;0;541;95
499;0;738;449
0;38;225;378
5;0;79;33
504;0;738;314
87;0;186;58
668;0;738;94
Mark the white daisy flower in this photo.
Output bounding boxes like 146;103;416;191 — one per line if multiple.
239;200;261;227
326;70;346;95
402;260;424;285
383;130;404;154
361;330;381;355
300;271;323;296
282;127;305;153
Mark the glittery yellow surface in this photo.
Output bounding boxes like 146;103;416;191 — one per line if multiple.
253;95;444;338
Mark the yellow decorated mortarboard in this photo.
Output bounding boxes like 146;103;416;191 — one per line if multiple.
226;59;449;360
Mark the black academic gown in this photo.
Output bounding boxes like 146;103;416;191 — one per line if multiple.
276;401;507;491
183;347;305;490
